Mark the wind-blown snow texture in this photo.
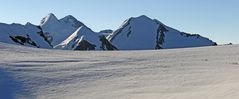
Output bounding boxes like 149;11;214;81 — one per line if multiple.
0;14;216;50
0;43;239;99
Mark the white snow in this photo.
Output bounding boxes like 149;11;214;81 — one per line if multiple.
59;15;85;28
0;42;239;99
108;15;158;50
108;15;215;50
162;26;215;48
55;26;102;50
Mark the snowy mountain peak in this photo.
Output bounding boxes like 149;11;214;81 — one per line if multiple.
39;14;85;46
114;15;153;29
135;15;152;20
60;15;85;28
108;15;216;50
40;13;59;26
128;15;154;23
60;15;76;21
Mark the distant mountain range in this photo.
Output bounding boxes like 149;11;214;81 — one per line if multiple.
0;13;217;50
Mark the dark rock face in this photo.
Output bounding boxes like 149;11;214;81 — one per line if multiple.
99;36;118;50
74;40;96;51
155;23;168;49
9;35;38;47
180;32;200;38
36;26;53;47
213;42;218;46
99;29;113;33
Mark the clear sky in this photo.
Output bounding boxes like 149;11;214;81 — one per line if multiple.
0;0;238;44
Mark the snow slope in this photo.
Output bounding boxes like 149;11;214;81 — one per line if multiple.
1;43;239;99
0;23;52;48
108;15;216;50
55;26;102;50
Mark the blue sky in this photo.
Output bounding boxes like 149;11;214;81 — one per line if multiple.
0;0;238;44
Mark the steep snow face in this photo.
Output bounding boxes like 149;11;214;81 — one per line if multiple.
108;15;216;50
0;23;52;48
40;13;84;46
55;26;102;50
108;15;158;50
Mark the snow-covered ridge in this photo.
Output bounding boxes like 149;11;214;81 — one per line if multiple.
0;13;216;50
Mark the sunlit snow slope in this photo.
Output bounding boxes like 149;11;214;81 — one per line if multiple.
0;43;239;99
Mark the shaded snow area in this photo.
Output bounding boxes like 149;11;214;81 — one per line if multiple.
0;43;239;99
